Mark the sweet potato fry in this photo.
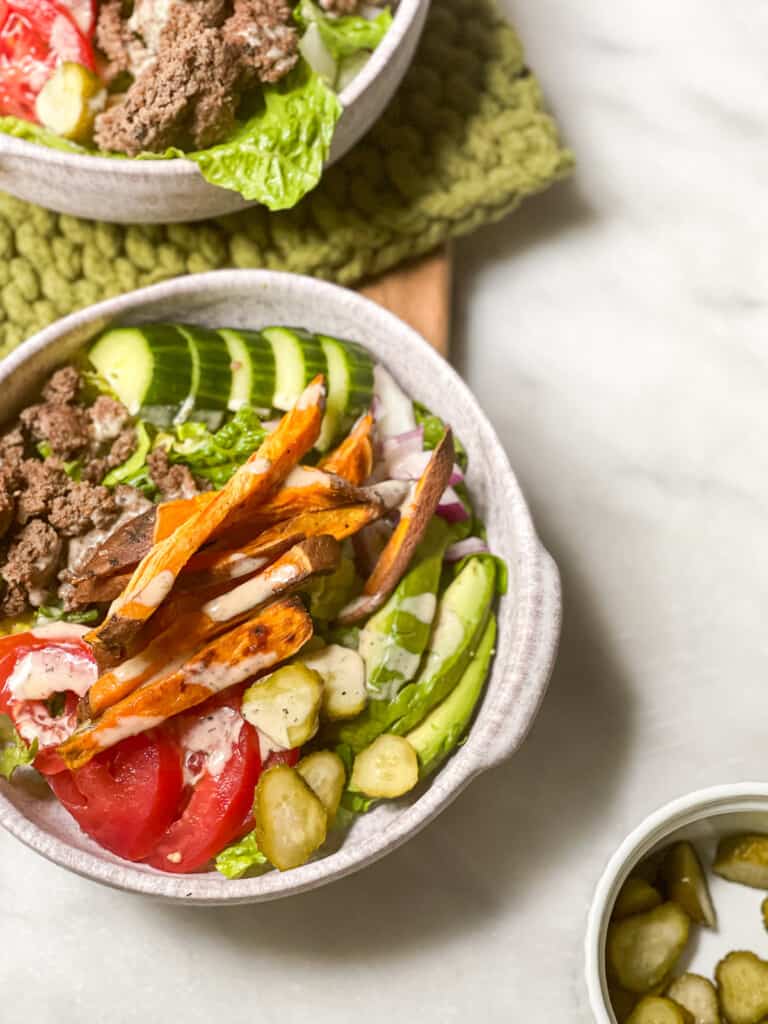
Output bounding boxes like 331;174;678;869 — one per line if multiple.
60;596;313;770
85;538;339;717
154;493;215;541
319;412;374;486
85;377;325;669
75;509;156;581
183;502;384;589
67;572;132;607
336;431;455;624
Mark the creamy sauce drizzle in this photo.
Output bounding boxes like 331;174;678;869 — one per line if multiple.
400;593;437;624
135;570;175;609
284;467;323;489
177;706;243;787
203;564;298;623
7;647;97;701
297;380;323;410
94;715;166;748
14;702;78;748
245;457;271;476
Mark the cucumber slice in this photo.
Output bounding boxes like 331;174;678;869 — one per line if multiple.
218;328;276;413
316;335;374;451
262;327;327;411
176;325;231;422
88;324;193;423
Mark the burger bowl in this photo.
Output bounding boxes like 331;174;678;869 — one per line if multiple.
0;0;430;224
0;269;561;903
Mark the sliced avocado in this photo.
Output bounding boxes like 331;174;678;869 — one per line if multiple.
336;555;497;751
406;614;496;775
359;516;452;701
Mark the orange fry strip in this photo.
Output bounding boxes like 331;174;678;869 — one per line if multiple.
85;376;325;668
86;537;339;718
183;502;384;589
61;596;313;771
154;493;215;542
336;430;456;624
319;412;374;486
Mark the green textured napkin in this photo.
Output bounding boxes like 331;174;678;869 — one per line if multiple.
0;0;573;356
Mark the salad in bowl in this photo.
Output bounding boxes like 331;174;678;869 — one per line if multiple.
0;317;504;879
0;0;396;209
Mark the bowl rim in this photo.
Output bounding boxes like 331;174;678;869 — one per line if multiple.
0;0;424;176
0;269;561;903
584;781;768;1023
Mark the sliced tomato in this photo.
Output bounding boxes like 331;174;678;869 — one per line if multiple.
0;0;95;120
263;747;300;770
145;693;262;874
47;730;184;861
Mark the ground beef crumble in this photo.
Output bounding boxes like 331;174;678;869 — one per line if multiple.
147;448;202;501
94;0;299;155
0;366;147;618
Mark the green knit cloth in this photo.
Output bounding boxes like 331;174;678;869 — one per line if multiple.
0;0;573;356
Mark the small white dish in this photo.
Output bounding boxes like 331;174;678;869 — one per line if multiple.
0;0;429;224
0;269;561;903
586;782;768;1022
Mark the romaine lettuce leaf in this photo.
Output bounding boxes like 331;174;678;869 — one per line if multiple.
0;714;37;781
169;407;266;488
181;62;341;209
0;60;341;211
296;2;392;61
215;831;269;879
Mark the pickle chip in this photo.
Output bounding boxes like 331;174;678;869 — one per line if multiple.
254;765;328;871
661;842;717;928
762;896;768;932
35;62;106;143
626;997;693;1024
297;750;346;822
607;902;690;994
242;663;324;749
665;974;720;1024
351;734;418;799
715;951;768;1024
613;877;663;921
713;834;768;890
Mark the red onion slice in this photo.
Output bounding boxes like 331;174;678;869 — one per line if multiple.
437;485;469;523
445;537;490;562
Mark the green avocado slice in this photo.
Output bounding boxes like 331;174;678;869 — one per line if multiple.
406;613;496;776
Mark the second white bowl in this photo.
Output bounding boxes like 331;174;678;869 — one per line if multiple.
0;0;429;223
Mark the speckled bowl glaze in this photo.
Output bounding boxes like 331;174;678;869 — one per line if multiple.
0;0;429;224
0;270;561;903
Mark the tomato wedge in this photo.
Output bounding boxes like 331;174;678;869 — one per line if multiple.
145;693;262;874
0;0;95;120
54;0;96;37
47;731;184;861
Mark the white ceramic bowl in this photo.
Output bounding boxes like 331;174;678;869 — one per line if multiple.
0;0;429;224
586;783;768;1021
0;269;561;903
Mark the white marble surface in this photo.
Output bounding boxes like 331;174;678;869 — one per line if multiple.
2;1;767;1020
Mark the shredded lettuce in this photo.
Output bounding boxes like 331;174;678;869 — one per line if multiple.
0;714;37;781
303;554;360;624
103;422;151;488
35;604;100;626
296;2;392;61
0;60;342;210
168;407;266;488
215;831;269;879
414;405;469;472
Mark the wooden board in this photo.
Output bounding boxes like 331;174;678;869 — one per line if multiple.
358;246;452;356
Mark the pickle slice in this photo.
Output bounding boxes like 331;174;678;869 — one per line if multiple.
242;664;323;749
254;765;328;871
715;952;768;1024
301;645;367;721
607;902;690;994
713;834;768;890
351;734;419;799
297;750;346;822
661;842;716;927
35;62;106;143
626;997;693;1024
613;877;663;921
665;974;720;1024
761;896;768;932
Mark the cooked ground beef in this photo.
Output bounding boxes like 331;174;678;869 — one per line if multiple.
147;448;201;501
94;0;298;155
20;402;91;460
3;520;63;608
49;483;119;538
0;367;149;620
43;366;82;405
14;459;70;526
96;0;134;83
